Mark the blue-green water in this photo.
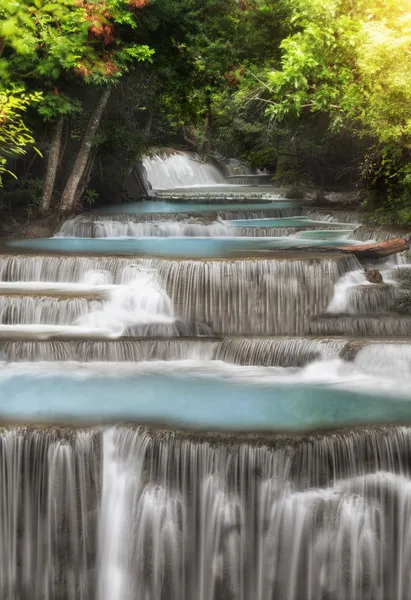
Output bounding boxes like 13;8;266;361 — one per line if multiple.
97;200;296;214
0;369;409;430
223;217;341;228
8;235;354;257
293;229;354;240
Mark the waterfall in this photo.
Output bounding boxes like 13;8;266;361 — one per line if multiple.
303;208;360;225
2;425;411;599
0;339;218;361
143;151;225;189
59;208;300;235
326;269;399;314
0;255;359;335
213;337;346;366
0;427;98;600
309;314;411;336
0;337;405;365
351;226;405;242
58;217;301;238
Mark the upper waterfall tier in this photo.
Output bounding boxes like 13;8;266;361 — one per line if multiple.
0;255;358;335
143;151;226;189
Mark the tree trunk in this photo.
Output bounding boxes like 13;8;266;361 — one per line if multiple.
60;87;111;213
200;95;213;156
73;148;97;209
41;117;64;211
143;110;153;136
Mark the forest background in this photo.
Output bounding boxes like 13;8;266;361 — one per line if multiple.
1;0;411;226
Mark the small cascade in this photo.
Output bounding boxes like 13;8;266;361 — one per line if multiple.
58;217;298;238
351;226;406;242
61;207;300;228
309;313;411;336
0;295;98;325
153;190;279;201
60;219;233;238
58;215;351;239
0;339;218;361
214;337;346;366
0;255;358;335
2;425;411;599
310;264;411;336
143;151;225;189
327;269;399;314
354;343;411;379
303;208;360;224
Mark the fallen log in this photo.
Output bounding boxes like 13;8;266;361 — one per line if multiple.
341;237;410;259
286;236;410;259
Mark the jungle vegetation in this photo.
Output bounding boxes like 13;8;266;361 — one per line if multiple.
1;0;410;223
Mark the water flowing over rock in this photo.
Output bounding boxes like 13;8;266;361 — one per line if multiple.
351;226;407;242
213;337;346;366
303;208;360;224
58;217;300;238
0;255;358;335
143;151;225;189
2;154;411;600
1;425;411;599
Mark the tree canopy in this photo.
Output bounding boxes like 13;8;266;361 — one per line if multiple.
1;0;411;222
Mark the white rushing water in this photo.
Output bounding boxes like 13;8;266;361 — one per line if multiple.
75;268;175;337
326;263;400;314
143;151;226;189
0;348;411;397
2;425;411;600
0;268;176;339
0;255;358;336
2;167;411;600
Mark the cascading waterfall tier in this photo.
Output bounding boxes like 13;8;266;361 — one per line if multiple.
0;337;349;364
0;255;359;335
303;207;360;224
351;226;407;242
59;207;300;234
58;215;349;238
143;151;225;189
314;265;411;336
153;190;281;200
213;336;346;366
2;425;411;600
0;337;407;364
309;314;411;336
0;339;219;361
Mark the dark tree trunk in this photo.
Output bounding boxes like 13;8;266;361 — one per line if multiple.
60;88;111;213
201;95;213;156
73;149;97;209
41;117;64;211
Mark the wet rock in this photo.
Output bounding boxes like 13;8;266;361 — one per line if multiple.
365;269;383;284
340;341;365;362
284;186;305;200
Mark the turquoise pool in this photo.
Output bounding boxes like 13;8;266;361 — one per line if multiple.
0;363;409;430
97;200;297;214
8;235;354;257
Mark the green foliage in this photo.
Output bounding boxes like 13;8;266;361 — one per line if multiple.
0;0;155;190
231;0;411;220
0;88;42;184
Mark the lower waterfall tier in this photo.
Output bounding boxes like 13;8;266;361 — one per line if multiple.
1;425;411;600
0;336;345;363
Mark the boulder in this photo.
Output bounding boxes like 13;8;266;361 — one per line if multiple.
365;269;383;284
